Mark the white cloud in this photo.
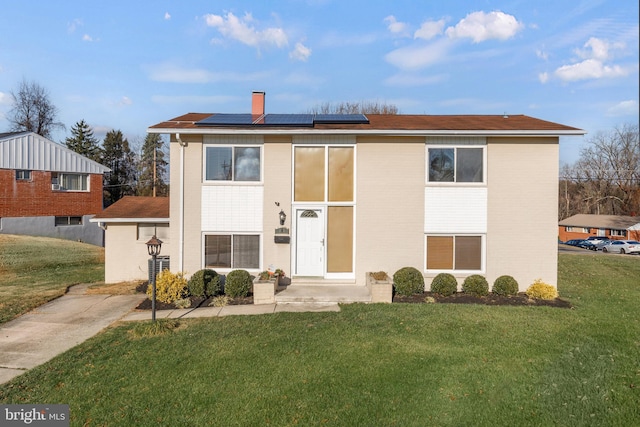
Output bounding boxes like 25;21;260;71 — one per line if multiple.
67;19;83;34
82;34;94;42
445;11;523;43
575;37;623;61
147;63;270;83
414;19;446;40
385;38;452;70
164;12;171;20
606;100;639;117
384;15;410;36
204;12;288;49
538;72;549;83
289;42;311;61
554;58;628;81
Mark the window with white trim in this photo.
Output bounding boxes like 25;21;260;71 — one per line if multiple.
204;234;260;269
137;224;169;242
426;235;483;271
204;146;261;182
611;229;626;237
51;173;89;191
427;147;484;183
55;216;83;226
16;170;32;181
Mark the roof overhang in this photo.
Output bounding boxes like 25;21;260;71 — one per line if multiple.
147;127;586;137
89;217;169;224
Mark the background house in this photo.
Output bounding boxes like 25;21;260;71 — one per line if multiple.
559;214;640;241
0;131;109;246
91;196;170;283
148;92;584;292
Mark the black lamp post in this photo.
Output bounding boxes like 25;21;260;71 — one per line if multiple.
146;235;163;322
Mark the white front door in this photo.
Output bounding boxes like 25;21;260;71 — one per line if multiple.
295;208;324;276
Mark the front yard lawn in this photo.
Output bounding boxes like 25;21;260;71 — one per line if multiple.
1;254;639;426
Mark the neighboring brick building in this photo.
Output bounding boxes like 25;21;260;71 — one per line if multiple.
0;131;110;245
559;214;640;242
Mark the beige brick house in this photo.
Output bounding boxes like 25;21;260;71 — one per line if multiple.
148;92;584;291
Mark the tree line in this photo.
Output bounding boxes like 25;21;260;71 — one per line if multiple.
5;79;167;206
559;123;639;219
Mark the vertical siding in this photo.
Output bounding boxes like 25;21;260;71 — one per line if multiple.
486;137;559;289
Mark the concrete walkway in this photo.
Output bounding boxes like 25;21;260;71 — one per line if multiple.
0;284;342;385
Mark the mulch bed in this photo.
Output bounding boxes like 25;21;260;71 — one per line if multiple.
393;291;572;308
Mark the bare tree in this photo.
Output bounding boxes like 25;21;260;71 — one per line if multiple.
559;123;639;218
307;100;399;115
7;79;65;138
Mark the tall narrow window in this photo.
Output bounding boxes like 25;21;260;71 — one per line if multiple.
294;147;325;201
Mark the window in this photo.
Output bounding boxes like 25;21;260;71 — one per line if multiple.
565;227;574;232
427;147;483;183
204;234;259;269
16;170;32;181
611;229;626;237
137;224;169;242
51;173;88;191
55;216;83;226
426;235;482;270
294;146;354;202
204;146;261;182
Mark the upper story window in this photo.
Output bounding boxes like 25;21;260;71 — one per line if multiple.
294;146;354;202
427;147;484;183
16;170;32;181
51;172;89;191
204;146;261;182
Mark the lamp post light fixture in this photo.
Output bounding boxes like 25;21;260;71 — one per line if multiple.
279;209;286;226
146;235;163;322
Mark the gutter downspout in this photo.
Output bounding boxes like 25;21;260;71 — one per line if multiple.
176;133;186;272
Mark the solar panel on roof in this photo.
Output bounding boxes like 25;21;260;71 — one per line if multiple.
263;114;314;126
196;114;255;126
314;114;369;124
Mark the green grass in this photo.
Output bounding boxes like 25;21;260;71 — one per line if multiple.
0;234;104;324
1;253;640;426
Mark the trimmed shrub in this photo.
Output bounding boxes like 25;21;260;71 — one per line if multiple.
149;270;188;304
224;269;252;298
493;275;519;296
393;267;425;296
188;269;221;298
462;274;489;296
430;273;458;296
174;297;191;309
526;279;559;300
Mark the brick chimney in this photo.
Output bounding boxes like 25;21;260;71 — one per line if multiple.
252;91;265;116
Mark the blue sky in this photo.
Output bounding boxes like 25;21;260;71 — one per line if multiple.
0;0;637;164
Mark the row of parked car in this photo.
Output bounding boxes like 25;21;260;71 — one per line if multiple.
563;236;640;254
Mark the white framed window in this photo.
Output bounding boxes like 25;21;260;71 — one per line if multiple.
565;226;574;232
427;147;485;184
597;228;606;236
611;229;626;237
426;234;484;272
204;234;260;269
137;224;169;242
16;170;32;181
51;173;89;191
204;146;261;182
55;216;83;226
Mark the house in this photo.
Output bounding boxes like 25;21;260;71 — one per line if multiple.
90;196;170;283
559;214;640;242
0;131;109;246
147;92;584;292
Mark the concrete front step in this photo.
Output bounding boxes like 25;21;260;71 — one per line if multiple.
275;285;371;304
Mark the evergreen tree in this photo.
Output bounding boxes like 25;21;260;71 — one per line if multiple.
137;133;168;197
65;119;102;162
102;130;137;206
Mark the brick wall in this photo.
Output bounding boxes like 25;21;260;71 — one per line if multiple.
0;170;103;217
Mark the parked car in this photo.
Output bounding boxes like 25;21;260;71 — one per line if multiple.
563;239;583;246
563;239;597;250
601;240;640;254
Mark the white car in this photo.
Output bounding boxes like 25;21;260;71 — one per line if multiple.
601;240;640;254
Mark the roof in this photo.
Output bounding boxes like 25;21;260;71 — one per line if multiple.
0;132;110;174
559;214;640;230
148;113;585;136
91;196;169;223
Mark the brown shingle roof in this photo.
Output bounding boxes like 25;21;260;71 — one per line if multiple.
559;214;640;230
93;196;169;220
148;113;583;133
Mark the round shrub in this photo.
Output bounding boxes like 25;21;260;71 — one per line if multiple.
430;273;458;296
188;269;221;298
224;269;252;298
149;270;188;304
493;275;519;296
462;274;489;296
526;279;558;300
393;267;425;296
